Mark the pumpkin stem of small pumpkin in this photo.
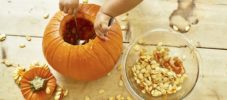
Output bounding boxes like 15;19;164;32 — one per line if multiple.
30;76;46;91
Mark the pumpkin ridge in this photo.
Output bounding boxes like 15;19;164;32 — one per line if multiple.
22;89;31;97
43;35;61;56
52;12;64;22
44;27;59;36
108;29;122;39
106;33;122;52
82;42;107;77
98;38;122;64
49;40;65;68
51;39;64;68
51;42;71;76
82;43;105;68
96;40;116;65
109;23;122;37
37;67;46;78
52;16;62;22
26;91;33;100
69;46;84;79
46;21;59;27
90;45;108;72
66;46;72;78
78;45;101;80
68;46;79;77
21;85;31;90
108;34;122;49
45;73;54;80
52;42;71;75
92;41;114;71
41;68;50;78
96;40;119;63
21;77;31;84
40;68;49;78
44;37;62;62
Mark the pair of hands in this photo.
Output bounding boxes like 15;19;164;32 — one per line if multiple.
59;0;112;41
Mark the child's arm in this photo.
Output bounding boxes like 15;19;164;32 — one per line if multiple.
95;0;143;40
101;0;143;17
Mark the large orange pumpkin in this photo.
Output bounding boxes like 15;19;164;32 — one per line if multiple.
42;4;123;81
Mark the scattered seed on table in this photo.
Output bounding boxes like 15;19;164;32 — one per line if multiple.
98;89;105;94
63;89;68;96
85;96;90;100
2;59;12;67
126;96;132;100
117;64;122;71
25;34;31;41
108;96;114;100
43;13;49;19
107;72;111;76
19;44;26;48
119;80;123;87
0;33;6;41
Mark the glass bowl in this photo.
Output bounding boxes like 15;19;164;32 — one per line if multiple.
122;29;200;100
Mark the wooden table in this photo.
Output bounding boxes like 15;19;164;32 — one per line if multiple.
1;0;227;100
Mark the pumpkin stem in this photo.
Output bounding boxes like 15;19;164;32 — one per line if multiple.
30;76;46;91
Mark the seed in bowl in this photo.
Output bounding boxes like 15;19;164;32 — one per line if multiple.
131;43;187;97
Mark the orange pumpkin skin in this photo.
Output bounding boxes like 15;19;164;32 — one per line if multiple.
20;67;57;100
42;4;123;81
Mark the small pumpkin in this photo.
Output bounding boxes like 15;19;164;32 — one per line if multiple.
42;4;123;81
20;66;57;100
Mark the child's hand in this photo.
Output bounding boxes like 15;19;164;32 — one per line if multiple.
94;11;113;41
59;0;79;15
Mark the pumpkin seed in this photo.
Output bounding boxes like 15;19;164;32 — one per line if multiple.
4;59;12;67
54;95;61;100
19;44;26;48
0;33;6;41
25;34;31;41
118;80;123;87
84;96;90;100
63;89;68;96
43;13;49;19
173;25;179;31
131;43;187;96
46;87;51;94
185;26;190;31
108;96;114;100
107;72;111;76
98;89;105;94
126;96;132;100
117;64;122;71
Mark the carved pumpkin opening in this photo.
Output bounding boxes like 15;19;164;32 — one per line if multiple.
61;16;96;45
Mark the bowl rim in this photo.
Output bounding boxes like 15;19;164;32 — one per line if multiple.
121;28;201;100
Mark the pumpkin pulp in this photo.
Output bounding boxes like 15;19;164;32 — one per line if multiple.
63;17;96;45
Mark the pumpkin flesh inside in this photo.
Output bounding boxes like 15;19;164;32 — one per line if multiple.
63;17;96;45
